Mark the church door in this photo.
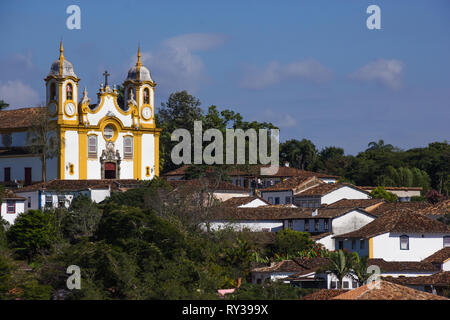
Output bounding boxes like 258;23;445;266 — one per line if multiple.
24;167;32;185
104;162;116;179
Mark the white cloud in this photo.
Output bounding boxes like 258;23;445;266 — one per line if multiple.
239;59;332;89
0;80;40;108
135;33;227;94
350;59;404;90
260;109;297;128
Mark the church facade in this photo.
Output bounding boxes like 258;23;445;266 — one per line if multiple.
0;42;161;184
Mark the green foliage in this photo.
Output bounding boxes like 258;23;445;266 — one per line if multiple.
369;186;398;202
62;195;102;241
0;100;9;111
273;229;313;256
6;210;56;261
323;250;353;288
228;281;314;300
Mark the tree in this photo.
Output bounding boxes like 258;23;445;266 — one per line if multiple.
6;210;56;261
425;189;443;204
26;106;59;183
324;250;352;289
369;186;398;202
350;252;371;286
367;139;394;152
0;100;9;111
272;229;313;256
280;139;317;170
63;195;102;241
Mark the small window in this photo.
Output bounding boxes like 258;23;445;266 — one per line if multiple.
27;197;31;208
304;219;309;231
66;83;73;100
58;195;65;208
331;281;338;289
400;235;409;250
443;236;450;248
4;167;11;182
324;219;329;230
88;135;97;157
285;196;291;204
343;281;349;289
288;220;293;229
124;136;133;159
45;195;53;208
352;239;356;250
6;200;15;214
143;88;150;104
50;83;56;101
104;125;114;140
338;240;344;250
274;197;280;205
145;166;150;177
315;219;320;231
360;239;365;249
352;281;358;289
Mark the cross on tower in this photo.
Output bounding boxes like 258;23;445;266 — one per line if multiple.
103;70;110;87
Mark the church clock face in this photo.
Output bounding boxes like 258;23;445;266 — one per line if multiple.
65;102;76;117
48;102;57;115
142;106;152;120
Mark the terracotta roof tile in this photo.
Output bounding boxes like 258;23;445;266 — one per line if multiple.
369;202;432;217
221;196;270;207
301;289;346;300
0;107;44;130
417;200;450;216
368;258;440;273
14;179;143;192
423;248;450;263
259;176;321;192
335;210;450;239
167;179;248;192
2;189;26;200
325;198;385;210
295;183;369;197
332;280;448;300
252;257;329;274
383;271;450;287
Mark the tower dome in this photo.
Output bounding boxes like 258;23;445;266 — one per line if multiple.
47;41;77;78
126;47;153;82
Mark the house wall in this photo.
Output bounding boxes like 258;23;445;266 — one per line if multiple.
14;191;40;211
90;189;111;203
206;220;283;232
213;191;251;202
321;186;369;205
239;199;268;208
284;218;331;233
331;210;375;236
260;190;293;205
442;260;450;271
372;233;450;262
0;200;25;225
251;272;296;284
0;156;57;183
316;234;334;251
335;238;370;257
326;273;359;289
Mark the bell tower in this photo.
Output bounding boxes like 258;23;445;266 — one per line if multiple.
44;41;80;124
122;46;156;129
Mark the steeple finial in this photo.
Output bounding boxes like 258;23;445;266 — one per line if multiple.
136;45;142;68
59;40;64;60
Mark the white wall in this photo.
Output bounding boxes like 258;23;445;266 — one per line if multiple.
64;130;79;179
321;186;369;205
372;233;450;262
331;210;375;236
1;200;25;225
141;133;155;180
316;234;334;251
206;220;283;232
443;260;450;271
239;199;268;208
327;273;359;289
261;190;293;205
90;189;111;203
213;191;251;202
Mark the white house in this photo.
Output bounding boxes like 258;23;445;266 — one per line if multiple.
294;183;370;208
13;179;142;211
259;176;321;205
221;196;270;208
1;189;26;225
334;210;450;261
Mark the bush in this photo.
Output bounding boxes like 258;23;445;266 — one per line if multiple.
369;186;398;202
273;229;313;256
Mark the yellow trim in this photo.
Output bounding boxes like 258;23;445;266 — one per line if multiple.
59;128;65;179
79;131;87;179
369;238;373;259
98;117;123;142
155;132;159;177
63;100;77;118
133;133;142;179
86;91;132;116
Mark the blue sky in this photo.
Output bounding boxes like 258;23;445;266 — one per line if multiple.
0;0;449;154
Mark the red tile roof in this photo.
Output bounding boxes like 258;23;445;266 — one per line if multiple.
383;271;450;287
252;257;329;274
417;200;450;216
332;280;448;300
368;258;440;273
335;209;450;239
295;183;369;197
325;198;385;210
14;179;143;192
259;176;321;192
166;179;248;192
2;189;26;200
423;248;450;264
369;201;432;217
301;289;347;300
0;107;44;130
221;196;270;207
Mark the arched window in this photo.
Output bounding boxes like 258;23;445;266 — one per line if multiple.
143;88;150;104
66;83;73;100
50;83;56;101
123;136;133;159
88;135;97;157
400;235;409;250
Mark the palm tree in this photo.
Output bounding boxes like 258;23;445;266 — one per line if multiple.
325;250;352;289
350;252;371;286
0;100;9;110
367;139;394;152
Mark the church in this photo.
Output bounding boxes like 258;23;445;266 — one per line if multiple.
0;42;161;185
